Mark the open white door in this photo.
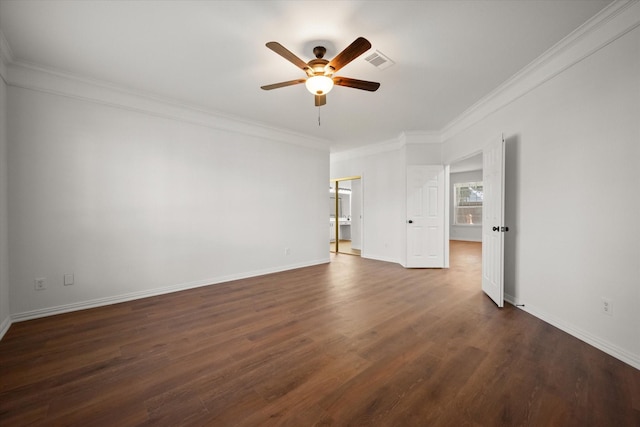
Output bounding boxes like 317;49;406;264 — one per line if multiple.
406;165;445;268
482;135;506;307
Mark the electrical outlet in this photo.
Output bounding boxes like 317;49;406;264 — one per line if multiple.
602;298;613;316
284;247;291;256
35;278;46;291
64;274;74;286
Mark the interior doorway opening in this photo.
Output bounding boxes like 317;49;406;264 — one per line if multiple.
446;133;506;308
447;152;484;278
448;152;483;245
329;176;362;256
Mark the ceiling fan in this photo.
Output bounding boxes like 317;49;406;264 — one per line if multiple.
261;37;380;107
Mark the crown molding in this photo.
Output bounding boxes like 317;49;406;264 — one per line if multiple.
0;19;328;149
331;130;443;162
4;58;331;152
1;1;637;152
333;1;640;157
441;0;640;141
330;134;406;163
400;131;441;145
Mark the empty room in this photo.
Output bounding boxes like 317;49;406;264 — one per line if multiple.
0;1;639;425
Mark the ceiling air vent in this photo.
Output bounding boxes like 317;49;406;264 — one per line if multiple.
364;50;395;70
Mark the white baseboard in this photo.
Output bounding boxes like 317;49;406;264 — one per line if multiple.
361;253;400;265
504;293;517;306
10;258;329;324
506;295;640;371
450;238;482;242
9;259;639;372
0;315;11;340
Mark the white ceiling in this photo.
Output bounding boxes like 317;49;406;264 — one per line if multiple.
0;0;612;152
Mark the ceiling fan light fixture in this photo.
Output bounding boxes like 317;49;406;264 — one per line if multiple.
305;75;334;95
262;38;379;108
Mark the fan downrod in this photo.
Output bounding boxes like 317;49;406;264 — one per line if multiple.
313;46;327;59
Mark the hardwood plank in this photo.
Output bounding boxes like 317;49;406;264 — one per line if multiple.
1;241;638;425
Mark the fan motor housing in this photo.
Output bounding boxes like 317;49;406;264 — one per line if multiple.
307;58;330;76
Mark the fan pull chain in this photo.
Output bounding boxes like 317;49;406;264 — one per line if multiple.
318;107;321;126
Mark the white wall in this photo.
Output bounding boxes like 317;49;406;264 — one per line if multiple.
406;142;442;166
0;67;9;337
449;170;482;242
331;145;405;264
331;139;443;265
442;25;640;367
7;86;329;318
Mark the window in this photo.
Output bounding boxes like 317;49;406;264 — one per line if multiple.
454;182;483;225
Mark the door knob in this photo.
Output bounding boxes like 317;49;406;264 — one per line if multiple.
408;220;413;224
492;226;499;231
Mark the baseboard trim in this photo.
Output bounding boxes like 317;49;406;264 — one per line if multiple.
508;297;640;371
450;238;482;243
10;258;330;324
10;259;638;372
361;253;400;265
0;315;11;340
504;293;517;306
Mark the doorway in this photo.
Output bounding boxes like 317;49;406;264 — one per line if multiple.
447;134;506;308
448;153;483;244
329;176;362;256
447;153;484;283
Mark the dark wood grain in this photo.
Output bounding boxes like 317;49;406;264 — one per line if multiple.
1;241;638;425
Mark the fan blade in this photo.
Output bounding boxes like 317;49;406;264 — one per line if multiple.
261;79;306;90
315;94;326;106
333;77;380;92
266;42;311;74
326;37;372;74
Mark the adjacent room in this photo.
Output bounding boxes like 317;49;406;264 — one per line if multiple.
0;1;638;425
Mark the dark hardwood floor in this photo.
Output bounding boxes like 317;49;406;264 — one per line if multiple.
1;241;638;426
